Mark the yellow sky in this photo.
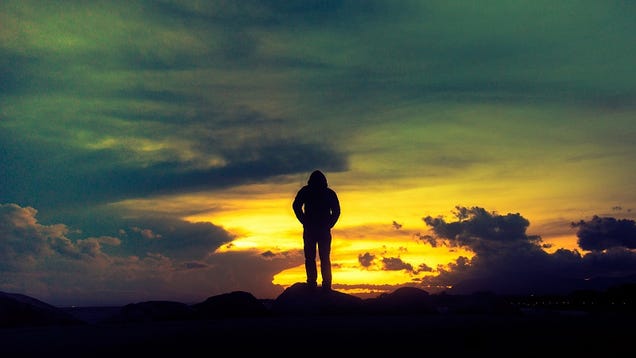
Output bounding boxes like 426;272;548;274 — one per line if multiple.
176;174;586;296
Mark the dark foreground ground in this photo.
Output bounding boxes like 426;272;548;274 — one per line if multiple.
2;283;635;356
1;310;633;356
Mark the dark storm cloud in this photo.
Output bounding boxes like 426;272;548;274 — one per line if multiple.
416;233;438;248
358;252;375;268
118;216;235;261
423;206;543;256
417;263;433;273
421;207;636;295
0;126;347;210
572;216;636;251
87;140;346;199
382;257;414;272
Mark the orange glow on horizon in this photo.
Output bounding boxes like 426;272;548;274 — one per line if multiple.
184;186;477;296
118;179;591;298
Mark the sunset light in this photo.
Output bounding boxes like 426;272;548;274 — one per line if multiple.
2;1;635;307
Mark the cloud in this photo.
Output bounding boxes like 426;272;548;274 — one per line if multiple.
420;206;636;295
76;236;122;258
0;127;348;210
417;263;433;273
2;1;636;304
179;261;209;270
132;227;161;240
358;252;375;268
416;233;439;248
2;0;634;213
423;206;543;256
572;216;636;251
0;203;94;270
382;257;414;272
261;250;276;259
118;216;235;261
0;203;297;305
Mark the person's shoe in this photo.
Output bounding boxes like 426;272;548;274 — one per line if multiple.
321;284;331;293
307;281;317;289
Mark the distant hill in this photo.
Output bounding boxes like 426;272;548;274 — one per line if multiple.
0;291;84;327
2;282;636;328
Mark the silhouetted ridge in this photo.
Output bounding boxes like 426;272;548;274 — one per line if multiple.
0;291;83;327
107;300;196;323
4;282;636;328
191;290;269;318
364;286;437;314
270;282;364;315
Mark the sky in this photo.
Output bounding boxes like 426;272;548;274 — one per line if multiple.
1;0;636;307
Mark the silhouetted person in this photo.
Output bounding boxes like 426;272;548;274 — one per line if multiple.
292;170;340;291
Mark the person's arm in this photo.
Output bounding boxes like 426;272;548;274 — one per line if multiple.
329;190;340;228
292;188;306;224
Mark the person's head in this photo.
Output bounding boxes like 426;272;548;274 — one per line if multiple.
307;170;328;188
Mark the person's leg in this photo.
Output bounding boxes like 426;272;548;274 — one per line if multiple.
317;230;332;291
303;230;318;288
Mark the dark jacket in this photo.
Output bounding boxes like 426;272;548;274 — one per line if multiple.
293;170;340;229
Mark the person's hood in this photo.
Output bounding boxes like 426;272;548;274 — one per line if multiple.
307;170;328;188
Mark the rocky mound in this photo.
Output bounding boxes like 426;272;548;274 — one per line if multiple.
191;290;270;318
363;286;437;314
270;282;365;315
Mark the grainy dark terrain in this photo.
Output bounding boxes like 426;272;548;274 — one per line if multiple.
2;311;633;355
2;283;634;356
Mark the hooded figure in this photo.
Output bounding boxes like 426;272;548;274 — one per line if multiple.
292;170;340;291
